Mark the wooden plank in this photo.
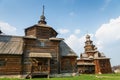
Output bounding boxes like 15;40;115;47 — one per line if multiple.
0;36;23;55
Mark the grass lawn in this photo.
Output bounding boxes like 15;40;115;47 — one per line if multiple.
0;73;120;80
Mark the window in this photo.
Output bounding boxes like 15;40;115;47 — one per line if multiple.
37;40;45;47
40;42;45;47
0;59;6;66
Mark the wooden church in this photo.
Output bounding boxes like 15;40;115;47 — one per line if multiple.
0;7;77;78
77;34;112;74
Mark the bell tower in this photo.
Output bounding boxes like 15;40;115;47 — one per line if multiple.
25;6;58;39
84;34;97;57
84;34;96;51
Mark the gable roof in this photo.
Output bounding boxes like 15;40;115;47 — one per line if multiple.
0;35;23;55
59;41;77;57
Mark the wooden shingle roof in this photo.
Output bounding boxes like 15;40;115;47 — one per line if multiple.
60;41;78;57
0;35;23;55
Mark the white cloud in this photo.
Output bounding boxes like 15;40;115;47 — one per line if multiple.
95;16;120;51
57;28;69;34
63;16;120;66
74;29;80;34
95;16;120;43
95;16;120;66
57;17;120;66
0;21;17;35
57;28;83;57
65;34;86;57
94;40;103;51
60;28;94;57
64;33;94;56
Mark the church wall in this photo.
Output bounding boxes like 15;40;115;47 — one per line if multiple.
0;55;22;75
36;27;51;39
23;38;61;74
106;59;112;73
25;27;36;37
94;59;101;74
61;57;77;73
98;59;112;74
94;59;112;74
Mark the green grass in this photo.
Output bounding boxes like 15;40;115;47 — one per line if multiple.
0;74;120;80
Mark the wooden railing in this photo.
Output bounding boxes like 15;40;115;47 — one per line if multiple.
32;65;49;73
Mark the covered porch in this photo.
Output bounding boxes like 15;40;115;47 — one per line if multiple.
29;52;52;78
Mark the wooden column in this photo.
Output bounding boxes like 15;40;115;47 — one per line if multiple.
47;58;50;79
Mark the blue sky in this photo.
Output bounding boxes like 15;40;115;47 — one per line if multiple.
0;0;120;66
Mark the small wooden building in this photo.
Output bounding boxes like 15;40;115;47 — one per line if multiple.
0;8;77;78
77;34;112;74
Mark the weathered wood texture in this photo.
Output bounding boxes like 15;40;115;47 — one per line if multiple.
61;57;77;73
23;38;60;74
0;35;23;55
25;25;57;39
0;55;22;75
77;35;112;74
23;17;77;75
77;59;95;74
0;14;77;78
31;58;50;73
94;59;112;74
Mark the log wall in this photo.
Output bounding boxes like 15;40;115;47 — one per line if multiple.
94;59;112;74
61;57;76;73
0;55;22;75
23;38;60;74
